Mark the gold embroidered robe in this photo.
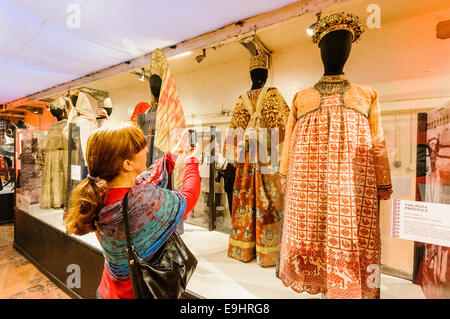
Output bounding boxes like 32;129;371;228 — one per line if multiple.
225;87;290;266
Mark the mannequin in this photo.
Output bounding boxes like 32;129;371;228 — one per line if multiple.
225;53;290;267
104;107;112;117
221;67;269;213
70;92;78;110
50;107;66;122
144;74;163;166
39;98;68;209
64;90;97;164
97;97;113;127
250;68;268;90
149;74;162;101
279;12;392;299
320;30;352;75
16;119;27;129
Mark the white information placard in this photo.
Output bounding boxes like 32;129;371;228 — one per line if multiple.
71;165;82;181
392;199;450;247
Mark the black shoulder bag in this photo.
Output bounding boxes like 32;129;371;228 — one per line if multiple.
122;192;198;299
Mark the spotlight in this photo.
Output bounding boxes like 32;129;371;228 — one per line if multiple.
196;49;206;63
139;68;145;81
307;12;321;37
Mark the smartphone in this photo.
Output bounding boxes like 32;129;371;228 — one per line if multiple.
188;129;197;149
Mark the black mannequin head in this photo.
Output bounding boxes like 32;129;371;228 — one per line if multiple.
70;94;78;107
319;30;352;75
250;68;268;90
102;107;113;117
50;108;66;121
16;119;27;129
149;74;162;101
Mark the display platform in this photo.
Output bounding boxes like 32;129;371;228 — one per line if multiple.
14;204;425;299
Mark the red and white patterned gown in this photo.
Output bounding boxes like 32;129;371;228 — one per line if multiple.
279;78;392;299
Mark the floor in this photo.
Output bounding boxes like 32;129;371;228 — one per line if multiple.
0;223;69;299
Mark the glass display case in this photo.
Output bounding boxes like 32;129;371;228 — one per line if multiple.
136;112;233;235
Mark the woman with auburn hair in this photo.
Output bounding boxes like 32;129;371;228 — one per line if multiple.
65;122;201;299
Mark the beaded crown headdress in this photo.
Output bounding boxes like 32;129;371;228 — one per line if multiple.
150;48;168;79
312;12;364;45
249;54;269;72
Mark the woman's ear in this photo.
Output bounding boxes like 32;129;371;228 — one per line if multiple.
121;159;133;172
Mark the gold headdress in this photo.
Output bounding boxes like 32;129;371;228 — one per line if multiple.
150;48;168;79
249;54;269;72
312;12;364;45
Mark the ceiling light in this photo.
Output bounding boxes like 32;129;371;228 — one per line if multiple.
139;68;145;81
307;12;321;37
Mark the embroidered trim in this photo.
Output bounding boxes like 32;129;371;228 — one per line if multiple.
314;74;351;96
296;105;368;121
377;184;392;189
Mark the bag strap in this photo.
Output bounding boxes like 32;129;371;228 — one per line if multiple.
121;191;134;252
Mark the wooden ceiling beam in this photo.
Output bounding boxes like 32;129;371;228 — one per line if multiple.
3;0;346;111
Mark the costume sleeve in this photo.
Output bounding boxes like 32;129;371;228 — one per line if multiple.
262;88;290;162
279;92;298;178
179;159;201;216
223;97;250;164
368;89;392;189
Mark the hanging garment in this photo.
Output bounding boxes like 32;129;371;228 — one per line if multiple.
225;87;289;267
154;68;187;192
130;102;152;123
39;120;68;209
64;91;98;162
279;74;392;299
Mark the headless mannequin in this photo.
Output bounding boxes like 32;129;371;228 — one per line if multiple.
319;30;352;75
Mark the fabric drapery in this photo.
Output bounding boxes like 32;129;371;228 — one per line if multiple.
153;67;187;192
225;87;289;267
279;78;392;299
130;102;152;123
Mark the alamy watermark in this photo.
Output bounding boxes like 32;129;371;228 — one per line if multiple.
66;264;81;289
66;4;81;29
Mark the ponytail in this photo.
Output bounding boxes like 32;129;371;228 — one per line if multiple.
65;177;106;235
65;122;147;235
